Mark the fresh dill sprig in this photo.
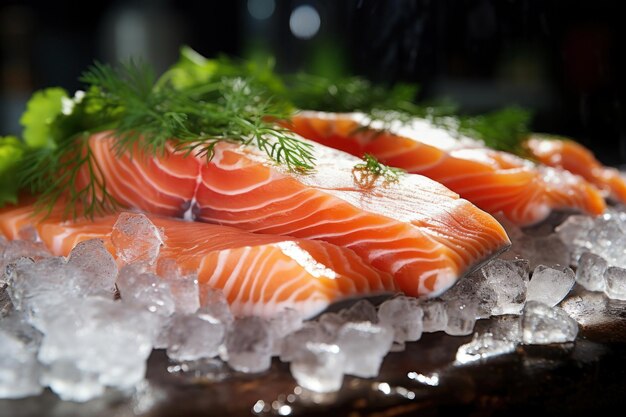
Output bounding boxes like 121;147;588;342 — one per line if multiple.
282;73;423;116
81;61;314;168
15;57;315;218
454;107;532;153
353;153;404;186
281;71;532;154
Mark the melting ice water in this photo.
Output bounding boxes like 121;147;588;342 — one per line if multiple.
2;206;626;400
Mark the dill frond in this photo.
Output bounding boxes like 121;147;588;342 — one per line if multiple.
353;153;404;187
16;56;316;219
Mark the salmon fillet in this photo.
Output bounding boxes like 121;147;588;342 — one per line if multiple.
285;112;606;226
525;135;626;204
0;203;396;318
76;131;510;297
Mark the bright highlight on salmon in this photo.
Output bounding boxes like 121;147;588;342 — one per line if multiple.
285;112;607;227
76;132;510;298
525;135;626;205
0;203;396;318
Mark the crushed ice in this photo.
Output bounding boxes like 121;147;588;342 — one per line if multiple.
2;205;626;400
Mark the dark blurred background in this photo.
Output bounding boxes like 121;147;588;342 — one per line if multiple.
1;0;624;164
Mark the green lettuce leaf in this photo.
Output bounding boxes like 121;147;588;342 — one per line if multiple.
158;46;285;95
20;87;69;148
0;136;26;205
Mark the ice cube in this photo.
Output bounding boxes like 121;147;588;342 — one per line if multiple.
576;252;608;292
316;312;348;342
521;301;578;344
440;272;497;319
41;360;104;402
1;282;13;318
419;299;448;332
0;312;43;352
280;323;324;362
117;264;176;316
456;315;522;364
0;240;51;272
339;299;378;323
67;239;118;297
111;212;164;265
526;265;575;307
2;256;33;284
0;329;42;399
487;315;522;343
588;215;626;249
455;332;517;364
511;258;531;276
162;274;199;315
198;287;234;326
225;316;273;373
555;215;594;252
37;297;159;390
6;257;92;328
336;321;393;378
269;308;304;356
604;266;626;300
444;298;478;336
270;308;303;339
482;259;528;315
377;296;424;343
290;342;345;393
164;313;225;361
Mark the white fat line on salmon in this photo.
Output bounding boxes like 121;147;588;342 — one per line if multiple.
220;247;252;298
66;233;111;254
51;229;75;254
365;245;443;264
253;246;283;305
202;250;230;288
211;144;276;171
196;194;338;231
194;188;311;213
199;171;279;196
151;157;199;181
127;153;195;203
230;245;269;307
269;212;375;237
276;241;337;280
418;268;457;297
258;257;301;305
388;253;451;275
265;268;321;306
182;152;204;221
97;144;181;212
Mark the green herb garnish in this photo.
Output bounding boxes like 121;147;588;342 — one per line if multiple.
0;136;27;206
2;46;535;218
455;107;532;153
282;73;420;114
279;71;532;154
353;153;404;186
11;50;315;218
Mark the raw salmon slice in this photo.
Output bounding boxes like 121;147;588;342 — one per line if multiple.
285;112;606;226
525;135;626;205
0;203;395;318
77;132;510;298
